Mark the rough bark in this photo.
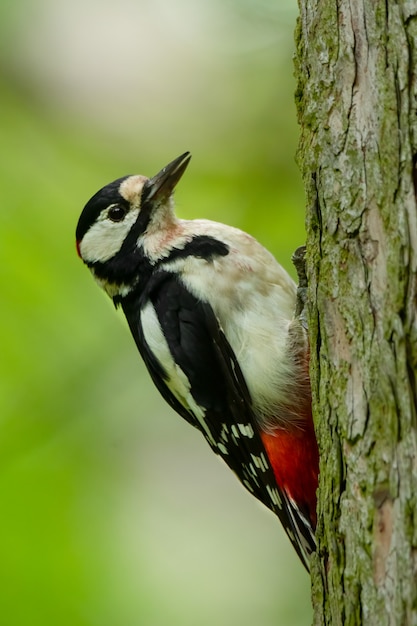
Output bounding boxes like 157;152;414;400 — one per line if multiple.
295;1;417;624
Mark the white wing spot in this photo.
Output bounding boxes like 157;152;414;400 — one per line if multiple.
250;453;269;473
267;484;282;508
260;453;270;472
288;494;313;530
247;464;260;487
243;480;255;493
220;424;229;442
283;492;315;566
250;454;261;470
231;425;240;438
238;423;255;438
217;443;228;455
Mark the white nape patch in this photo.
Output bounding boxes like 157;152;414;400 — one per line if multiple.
79;206;140;263
140;302;216;447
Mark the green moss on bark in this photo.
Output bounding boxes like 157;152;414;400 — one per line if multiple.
295;1;417;624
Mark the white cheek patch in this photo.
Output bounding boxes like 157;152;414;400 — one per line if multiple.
79;208;140;263
140;302;217;447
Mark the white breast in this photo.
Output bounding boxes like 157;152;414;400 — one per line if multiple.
158;219;298;424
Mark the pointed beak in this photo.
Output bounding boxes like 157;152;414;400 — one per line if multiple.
143;152;191;204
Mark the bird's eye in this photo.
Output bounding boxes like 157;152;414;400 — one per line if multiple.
108;205;127;222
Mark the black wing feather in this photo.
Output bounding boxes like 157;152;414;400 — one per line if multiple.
122;271;314;569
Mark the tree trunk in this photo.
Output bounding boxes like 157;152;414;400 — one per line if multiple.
295;1;417;624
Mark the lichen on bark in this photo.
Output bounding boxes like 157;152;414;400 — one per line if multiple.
295;1;417;624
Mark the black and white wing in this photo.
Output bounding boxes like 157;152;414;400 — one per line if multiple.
121;270;314;569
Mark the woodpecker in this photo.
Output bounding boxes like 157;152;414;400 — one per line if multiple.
76;152;318;570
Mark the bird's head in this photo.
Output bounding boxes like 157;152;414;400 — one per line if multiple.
76;152;191;266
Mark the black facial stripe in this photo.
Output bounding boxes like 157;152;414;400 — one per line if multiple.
164;235;229;264
76;176;132;242
92;234;230;292
90;244;153;287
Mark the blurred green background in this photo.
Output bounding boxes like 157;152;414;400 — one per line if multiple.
1;0;311;624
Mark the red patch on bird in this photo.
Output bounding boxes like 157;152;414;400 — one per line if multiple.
76;240;81;258
261;417;319;528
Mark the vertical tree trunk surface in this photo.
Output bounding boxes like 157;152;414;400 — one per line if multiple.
295;2;417;624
